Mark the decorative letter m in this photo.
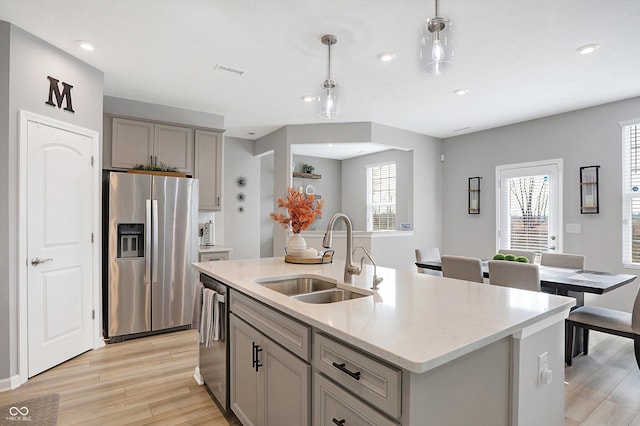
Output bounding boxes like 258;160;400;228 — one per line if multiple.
45;76;75;113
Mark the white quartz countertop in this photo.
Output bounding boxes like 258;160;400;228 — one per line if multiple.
193;257;575;374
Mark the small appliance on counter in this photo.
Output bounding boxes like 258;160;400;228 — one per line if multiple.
203;219;215;246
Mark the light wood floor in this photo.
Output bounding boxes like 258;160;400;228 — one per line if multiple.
2;329;639;425
565;331;640;425
0;329;239;425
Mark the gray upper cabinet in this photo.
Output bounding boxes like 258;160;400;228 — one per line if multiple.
195;130;223;211
111;117;194;174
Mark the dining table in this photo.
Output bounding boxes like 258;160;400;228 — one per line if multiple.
415;260;637;358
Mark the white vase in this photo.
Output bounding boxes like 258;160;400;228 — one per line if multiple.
286;233;307;257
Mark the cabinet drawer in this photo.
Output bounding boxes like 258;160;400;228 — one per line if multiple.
230;291;311;361
314;373;399;426
314;332;401;418
199;252;229;262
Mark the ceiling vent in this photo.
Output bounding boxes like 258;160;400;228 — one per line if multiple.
213;64;244;76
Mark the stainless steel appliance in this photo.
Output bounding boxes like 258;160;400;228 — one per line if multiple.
104;171;198;340
199;273;229;411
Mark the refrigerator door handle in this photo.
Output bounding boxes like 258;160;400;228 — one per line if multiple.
145;199;152;285
152;199;159;285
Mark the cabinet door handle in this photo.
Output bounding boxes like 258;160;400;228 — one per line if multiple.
252;342;263;372
217;196;220;207
332;362;361;381
150;155;153;166
332;419;346;426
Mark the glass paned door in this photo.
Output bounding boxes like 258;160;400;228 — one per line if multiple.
496;160;563;260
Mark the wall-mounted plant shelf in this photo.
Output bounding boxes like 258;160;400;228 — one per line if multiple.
293;172;322;179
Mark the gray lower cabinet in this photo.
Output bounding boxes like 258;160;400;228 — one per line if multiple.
229;294;311;426
314;373;400;426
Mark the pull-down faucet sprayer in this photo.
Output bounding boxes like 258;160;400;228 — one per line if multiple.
322;213;360;283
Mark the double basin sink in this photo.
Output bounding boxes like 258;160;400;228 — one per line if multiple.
256;276;372;304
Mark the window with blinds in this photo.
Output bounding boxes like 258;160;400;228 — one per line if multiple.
505;175;550;253
622;122;640;267
367;162;396;231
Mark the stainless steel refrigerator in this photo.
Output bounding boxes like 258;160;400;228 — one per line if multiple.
104;171;199;340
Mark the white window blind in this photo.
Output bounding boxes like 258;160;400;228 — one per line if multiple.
622;122;640;267
367;162;396;231
496;159;562;258
503;175;550;253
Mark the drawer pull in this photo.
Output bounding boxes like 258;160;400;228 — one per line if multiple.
332;362;361;381
332;419;346;426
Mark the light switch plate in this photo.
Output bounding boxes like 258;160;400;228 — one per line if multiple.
566;223;581;233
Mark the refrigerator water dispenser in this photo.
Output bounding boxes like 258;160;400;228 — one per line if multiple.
117;223;144;258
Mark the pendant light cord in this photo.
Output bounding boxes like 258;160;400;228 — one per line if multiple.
327;42;332;81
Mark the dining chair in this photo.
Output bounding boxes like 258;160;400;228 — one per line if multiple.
441;255;483;283
498;249;537;264
415;247;441;275
488;261;540;291
540;252;585;269
565;286;640;369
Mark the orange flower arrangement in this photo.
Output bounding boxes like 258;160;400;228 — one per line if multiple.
270;187;324;234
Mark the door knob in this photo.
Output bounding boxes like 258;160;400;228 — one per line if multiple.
31;257;53;266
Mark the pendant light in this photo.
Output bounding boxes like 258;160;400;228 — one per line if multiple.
419;0;453;76
318;34;340;119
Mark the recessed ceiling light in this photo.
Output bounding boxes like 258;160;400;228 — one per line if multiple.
576;43;600;55
453;126;472;132
76;40;95;51
248;132;256;136
377;52;396;62
302;95;315;102
454;88;469;96
328;143;333;147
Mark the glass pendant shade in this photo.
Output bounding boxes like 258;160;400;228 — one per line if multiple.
318;79;340;119
419;16;453;76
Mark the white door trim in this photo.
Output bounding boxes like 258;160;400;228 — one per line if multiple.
18;110;103;386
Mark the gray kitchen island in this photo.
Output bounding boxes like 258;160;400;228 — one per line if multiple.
193;257;575;426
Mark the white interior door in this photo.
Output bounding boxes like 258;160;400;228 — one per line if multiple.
26;119;95;377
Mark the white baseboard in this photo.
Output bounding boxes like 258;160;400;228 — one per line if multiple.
193;367;204;385
0;375;22;392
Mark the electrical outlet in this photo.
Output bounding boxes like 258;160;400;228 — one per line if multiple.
538;352;553;385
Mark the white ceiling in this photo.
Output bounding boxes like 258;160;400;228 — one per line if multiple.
292;142;394;160
1;0;640;140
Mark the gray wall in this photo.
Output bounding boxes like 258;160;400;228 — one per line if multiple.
223;136;260;259
260;153;274;257
1;21;104;385
341;149;413;231
442;97;640;311
292;154;341;231
0;21;11;388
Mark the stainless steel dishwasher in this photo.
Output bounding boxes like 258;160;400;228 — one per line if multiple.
199;273;229;412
